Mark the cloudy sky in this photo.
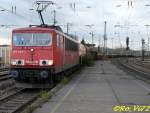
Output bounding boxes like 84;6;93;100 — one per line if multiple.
0;0;150;50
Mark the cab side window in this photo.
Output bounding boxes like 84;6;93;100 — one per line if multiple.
56;34;60;47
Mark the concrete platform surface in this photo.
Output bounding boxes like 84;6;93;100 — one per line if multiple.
34;61;150;113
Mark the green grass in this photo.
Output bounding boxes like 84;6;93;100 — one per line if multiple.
61;77;69;85
39;91;53;102
81;55;94;66
23;105;35;113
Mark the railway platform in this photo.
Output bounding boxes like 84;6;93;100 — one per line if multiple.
34;61;150;113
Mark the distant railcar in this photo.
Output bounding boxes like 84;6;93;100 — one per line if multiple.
10;26;79;87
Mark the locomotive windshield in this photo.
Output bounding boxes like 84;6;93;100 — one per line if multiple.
13;33;52;46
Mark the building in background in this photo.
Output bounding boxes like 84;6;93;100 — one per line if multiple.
0;45;10;66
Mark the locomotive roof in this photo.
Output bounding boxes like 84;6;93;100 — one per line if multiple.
13;27;55;32
13;25;63;32
13;26;79;43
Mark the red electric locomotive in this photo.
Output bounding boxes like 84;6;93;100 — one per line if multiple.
10;26;79;88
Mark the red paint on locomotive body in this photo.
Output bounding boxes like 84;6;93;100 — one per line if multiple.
10;26;79;84
11;27;54;68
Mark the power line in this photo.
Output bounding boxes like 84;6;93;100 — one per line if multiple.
0;5;32;22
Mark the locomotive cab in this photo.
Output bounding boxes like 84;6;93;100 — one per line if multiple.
10;27;54;84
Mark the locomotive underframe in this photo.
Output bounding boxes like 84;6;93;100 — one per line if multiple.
11;68;55;83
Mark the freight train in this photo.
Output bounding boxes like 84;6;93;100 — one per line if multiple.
10;26;81;88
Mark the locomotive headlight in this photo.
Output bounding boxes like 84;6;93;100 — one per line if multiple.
30;48;34;52
40;60;53;66
11;59;24;65
47;60;53;65
11;59;17;65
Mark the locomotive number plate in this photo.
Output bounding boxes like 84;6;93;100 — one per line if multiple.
26;60;38;64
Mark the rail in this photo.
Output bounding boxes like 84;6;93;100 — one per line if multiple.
0;88;40;113
113;58;150;82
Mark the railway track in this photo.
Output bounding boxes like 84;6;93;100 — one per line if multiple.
0;67;11;81
0;88;40;113
0;67;41;113
0;87;23;101
133;60;150;69
0;66;9;71
113;58;150;81
0;71;11;81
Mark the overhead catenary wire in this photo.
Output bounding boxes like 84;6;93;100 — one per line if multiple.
0;5;33;23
